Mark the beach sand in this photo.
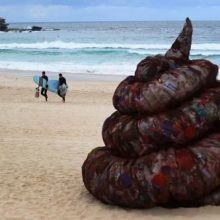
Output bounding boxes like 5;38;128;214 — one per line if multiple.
1;73;220;220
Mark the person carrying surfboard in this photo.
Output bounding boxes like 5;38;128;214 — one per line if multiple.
40;71;48;101
58;73;67;102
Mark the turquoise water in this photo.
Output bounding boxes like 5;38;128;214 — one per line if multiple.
0;21;220;76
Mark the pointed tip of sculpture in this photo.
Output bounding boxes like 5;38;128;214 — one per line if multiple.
186;17;191;23
185;17;192;29
165;17;193;60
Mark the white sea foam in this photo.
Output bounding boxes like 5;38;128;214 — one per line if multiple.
0;60;219;79
1;41;220;51
0;41;158;50
0;61;135;76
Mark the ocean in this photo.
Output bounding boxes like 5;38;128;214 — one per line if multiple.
0;21;220;77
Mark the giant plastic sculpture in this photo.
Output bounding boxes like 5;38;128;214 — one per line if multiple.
82;18;220;208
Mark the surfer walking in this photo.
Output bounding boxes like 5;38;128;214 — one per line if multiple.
40;71;48;101
58;73;67;102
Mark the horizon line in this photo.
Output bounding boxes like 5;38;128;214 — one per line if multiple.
8;19;220;23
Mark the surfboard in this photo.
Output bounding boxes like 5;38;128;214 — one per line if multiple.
59;84;68;97
33;75;59;93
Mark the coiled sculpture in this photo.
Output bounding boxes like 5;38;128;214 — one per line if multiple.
82;18;220;208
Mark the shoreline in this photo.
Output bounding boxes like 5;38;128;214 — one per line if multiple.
0;67;219;82
0;68;126;82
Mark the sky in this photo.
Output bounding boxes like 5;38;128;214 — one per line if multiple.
0;0;220;22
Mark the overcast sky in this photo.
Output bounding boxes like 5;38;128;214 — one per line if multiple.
0;0;220;22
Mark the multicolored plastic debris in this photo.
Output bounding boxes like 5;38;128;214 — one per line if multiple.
82;18;220;208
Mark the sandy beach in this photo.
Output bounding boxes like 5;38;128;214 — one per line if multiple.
1;72;220;220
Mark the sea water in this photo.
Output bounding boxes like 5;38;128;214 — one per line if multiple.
0;21;220;77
